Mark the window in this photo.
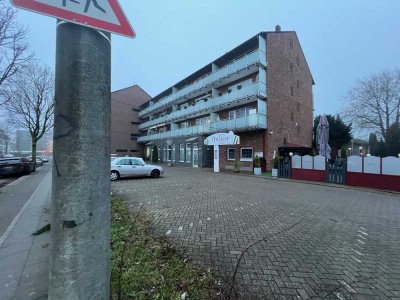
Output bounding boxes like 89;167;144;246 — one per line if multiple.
167;145;172;161
196;116;210;125
181;121;189;128
172;144;176;162
158;146;161;161
227;148;235;161
163;145;167;161
240;148;253;161
116;149;128;152
290;86;294;96
236;108;246;118
132;159;144;166
228;111;235;120
179;144;185;162
117;159;131;165
186;144;192;163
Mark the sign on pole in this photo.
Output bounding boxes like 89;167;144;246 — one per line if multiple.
10;0;135;38
204;131;240;173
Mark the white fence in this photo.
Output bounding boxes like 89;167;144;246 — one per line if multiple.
292;155;326;171
347;155;400;176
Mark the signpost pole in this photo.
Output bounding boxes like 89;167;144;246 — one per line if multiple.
214;145;220;173
49;21;111;299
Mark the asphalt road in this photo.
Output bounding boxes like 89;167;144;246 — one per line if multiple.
0;163;52;238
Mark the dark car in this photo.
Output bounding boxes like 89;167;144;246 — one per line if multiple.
0;158;34;177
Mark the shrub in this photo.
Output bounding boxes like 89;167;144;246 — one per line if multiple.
253;155;260;168
272;156;279;169
233;159;241;173
152;145;158;163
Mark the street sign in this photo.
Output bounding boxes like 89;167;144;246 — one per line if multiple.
11;0;135;38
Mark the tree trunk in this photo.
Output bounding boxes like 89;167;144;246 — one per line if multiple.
31;141;36;171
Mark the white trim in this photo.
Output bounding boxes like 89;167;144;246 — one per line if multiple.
240;147;253;162
227;148;235;161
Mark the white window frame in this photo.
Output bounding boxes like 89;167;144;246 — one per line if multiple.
167;145;172;161
240;147;253;162
227;148;235;161
179;144;185;162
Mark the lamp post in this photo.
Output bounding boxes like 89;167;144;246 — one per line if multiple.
348;147;352;156
359;146;363;156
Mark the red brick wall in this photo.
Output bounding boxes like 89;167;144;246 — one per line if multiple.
265;32;314;169
219;131;265;171
111;85;151;156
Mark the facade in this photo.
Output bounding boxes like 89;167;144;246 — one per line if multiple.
111;85;151;157
139;26;314;171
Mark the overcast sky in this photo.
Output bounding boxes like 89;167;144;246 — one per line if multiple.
10;0;400;119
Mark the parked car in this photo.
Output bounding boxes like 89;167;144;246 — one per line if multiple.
110;157;164;181
0;157;34;176
27;156;43;167
40;155;49;163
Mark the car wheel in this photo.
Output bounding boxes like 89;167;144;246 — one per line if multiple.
24;166;31;175
151;169;160;178
110;171;120;181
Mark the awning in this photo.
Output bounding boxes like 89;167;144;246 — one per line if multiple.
185;137;198;142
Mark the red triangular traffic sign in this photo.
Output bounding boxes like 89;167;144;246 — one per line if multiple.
11;0;135;38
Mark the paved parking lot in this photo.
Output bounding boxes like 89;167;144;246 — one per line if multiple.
112;167;400;299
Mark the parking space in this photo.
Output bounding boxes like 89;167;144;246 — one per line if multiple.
112;167;400;299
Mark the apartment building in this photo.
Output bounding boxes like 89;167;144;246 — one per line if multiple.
111;85;151;157
138;26;314;171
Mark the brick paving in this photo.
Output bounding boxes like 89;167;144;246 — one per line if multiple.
112;167;400;299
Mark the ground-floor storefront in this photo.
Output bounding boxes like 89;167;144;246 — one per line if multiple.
144;130;268;172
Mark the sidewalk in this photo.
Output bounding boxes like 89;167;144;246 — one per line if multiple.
0;172;51;300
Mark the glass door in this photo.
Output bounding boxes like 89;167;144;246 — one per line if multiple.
192;143;199;168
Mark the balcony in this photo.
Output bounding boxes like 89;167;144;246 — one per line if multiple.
137;113;267;143
139;82;261;130
139;49;263;118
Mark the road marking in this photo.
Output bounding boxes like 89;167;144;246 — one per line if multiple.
357;234;366;240
240;207;244;210
189;223;193;227
178;226;183;231
351;249;364;256
166;230;172;235
351;256;362;263
360;226;367;231
207;217;211;221
139;203;143;206
356;239;365;245
358;230;368;236
0;171;51;248
234;208;238;211
339;280;357;293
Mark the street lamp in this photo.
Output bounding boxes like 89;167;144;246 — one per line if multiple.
348;147;352;156
398;153;400;158
289;152;293;157
358;146;363;156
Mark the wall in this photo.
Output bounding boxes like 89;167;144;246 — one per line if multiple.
111;85;151;157
265;32;314;169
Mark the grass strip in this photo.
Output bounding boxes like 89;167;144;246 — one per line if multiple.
111;196;217;299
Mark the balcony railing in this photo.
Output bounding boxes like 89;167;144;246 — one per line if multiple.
139;82;260;130
137;113;267;142
139;49;261;117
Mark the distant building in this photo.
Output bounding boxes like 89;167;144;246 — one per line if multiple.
138;26;314;171
15;129;50;154
346;139;370;156
0;129;9;156
111;85;151;157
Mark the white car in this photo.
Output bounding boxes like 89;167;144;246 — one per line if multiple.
110;157;164;181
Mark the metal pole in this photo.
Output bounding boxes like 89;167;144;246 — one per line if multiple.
49;21;111;299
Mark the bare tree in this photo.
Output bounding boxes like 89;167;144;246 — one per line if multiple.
5;63;54;169
342;69;400;141
0;0;34;105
